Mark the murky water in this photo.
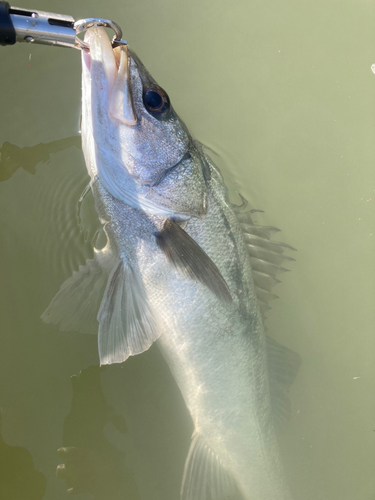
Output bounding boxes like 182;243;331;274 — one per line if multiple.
1;0;374;499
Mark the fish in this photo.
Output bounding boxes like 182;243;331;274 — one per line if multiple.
42;27;300;500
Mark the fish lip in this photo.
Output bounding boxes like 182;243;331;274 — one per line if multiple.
84;28;117;88
83;28;136;125
82;47;91;71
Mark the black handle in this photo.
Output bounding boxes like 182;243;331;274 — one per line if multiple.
0;1;16;45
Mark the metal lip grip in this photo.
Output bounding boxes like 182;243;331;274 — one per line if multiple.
0;1;126;49
0;1;16;45
0;2;76;47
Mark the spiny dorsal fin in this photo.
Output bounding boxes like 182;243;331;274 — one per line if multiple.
234;206;296;320
155;219;232;303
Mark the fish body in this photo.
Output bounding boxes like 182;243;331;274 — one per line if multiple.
43;28;298;500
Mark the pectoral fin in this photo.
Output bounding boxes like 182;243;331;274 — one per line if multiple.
97;258;160;365
155;219;232;303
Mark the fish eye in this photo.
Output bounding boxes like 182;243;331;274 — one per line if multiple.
143;86;170;118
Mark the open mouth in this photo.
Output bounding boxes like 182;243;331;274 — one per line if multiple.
83;28;137;126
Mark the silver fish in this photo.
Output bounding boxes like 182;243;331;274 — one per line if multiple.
42;28;300;500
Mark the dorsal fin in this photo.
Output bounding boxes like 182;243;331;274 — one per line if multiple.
235;206;296;320
266;335;301;433
235;201;300;432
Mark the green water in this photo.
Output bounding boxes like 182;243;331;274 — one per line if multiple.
0;0;374;498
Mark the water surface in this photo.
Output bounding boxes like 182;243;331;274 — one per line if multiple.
0;0;374;498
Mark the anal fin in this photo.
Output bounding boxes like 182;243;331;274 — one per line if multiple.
181;432;241;500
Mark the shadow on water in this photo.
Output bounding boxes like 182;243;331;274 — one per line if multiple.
57;365;140;499
0;137;81;183
0;409;46;500
0;136;104;279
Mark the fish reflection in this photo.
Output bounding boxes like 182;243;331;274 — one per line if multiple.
0;136;81;183
0;409;46;499
57;365;139;498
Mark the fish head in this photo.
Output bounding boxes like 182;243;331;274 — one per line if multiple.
81;28;204;216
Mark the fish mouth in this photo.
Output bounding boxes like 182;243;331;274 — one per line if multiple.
82;27;137;126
